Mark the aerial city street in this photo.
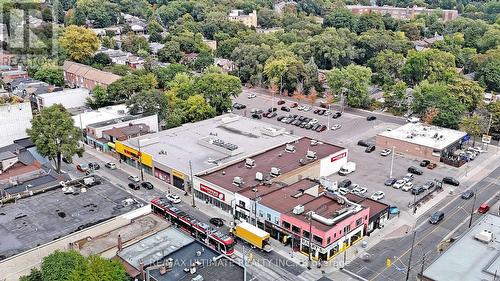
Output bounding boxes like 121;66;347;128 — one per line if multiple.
0;1;499;281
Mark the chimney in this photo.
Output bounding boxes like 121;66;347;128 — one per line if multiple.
117;234;123;252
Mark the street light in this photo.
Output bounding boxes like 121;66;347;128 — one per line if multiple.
468;190;477;228
405;231;417;281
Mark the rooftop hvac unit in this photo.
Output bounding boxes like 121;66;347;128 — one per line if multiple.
306;150;317;159
293;205;304;215
475;230;494;243
255;172;263;181
285;143;296;153
233;176;244;186
270;167;281;177
245;158;256;168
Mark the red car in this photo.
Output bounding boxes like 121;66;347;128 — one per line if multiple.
277;100;286;105
478;203;490;214
290;102;298;108
76;164;89;173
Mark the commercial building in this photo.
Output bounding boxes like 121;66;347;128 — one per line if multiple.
376;122;468;163
346;5;458;22
115;114;298;193
33;88;90;112
422;214;500;281
228;9;258;27
63;61;121;90
0;101;33;147
196;136;347;213
1;69;28;83
71;104;128;129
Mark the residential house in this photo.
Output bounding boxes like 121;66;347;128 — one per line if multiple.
274;1;297;14
228;10;258;28
347;5;458;22
63;61;122;90
215;58;235;72
203;38;217;51
412;34;444;51
1;69;29;83
149;43;165;54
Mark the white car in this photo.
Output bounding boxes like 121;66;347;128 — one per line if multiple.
247;93;256;99
402;173;414;183
303;106;312;111
324;110;331;116
471;147;485;153
402;182;414;191
393;180;405;189
371;191;385;200
380;148;392;156
331;124;342;130
407;116;420;123
166;193;181;204
128;175;140;182
337;188;349;195
297;105;304;111
309;118;319;125
105;162;116;169
352;187;367;194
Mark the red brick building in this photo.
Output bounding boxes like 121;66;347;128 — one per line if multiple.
63;61;121;90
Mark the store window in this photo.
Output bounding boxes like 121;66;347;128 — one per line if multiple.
291;225;301;234
303;230;310;238
313;235;323;244
266;213;271;221
356;218;362;226
282;221;291;229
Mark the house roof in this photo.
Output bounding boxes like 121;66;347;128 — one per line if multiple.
63;61;121;85
103;124;150;141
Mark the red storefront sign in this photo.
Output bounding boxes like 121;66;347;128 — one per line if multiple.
200;184;225;201
331;151;347;162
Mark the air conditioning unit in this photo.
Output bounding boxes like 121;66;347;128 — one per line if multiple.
285;143;296;153
233;176;244;186
255;172;263;181
245;158;256;168
293;205;304;215
475;230;494;243
306;150;317;159
270;167;281;177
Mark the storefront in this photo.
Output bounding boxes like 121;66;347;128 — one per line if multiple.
193;179;234;214
154;167;171;184
172;169;185;190
115;141;153;175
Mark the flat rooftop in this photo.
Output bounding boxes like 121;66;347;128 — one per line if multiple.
199;137;343;193
36;88;89;98
345;193;389;218
72;104;128;129
0;180;142;259
258;179;318;213
423;214;500;281
123;114;299;175
377;122;467;150
87;114;150;128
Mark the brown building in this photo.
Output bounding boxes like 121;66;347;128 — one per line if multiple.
63;61;121;90
346;5;458;22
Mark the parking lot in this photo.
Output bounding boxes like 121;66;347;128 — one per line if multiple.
232;91;466;211
0;178;143;259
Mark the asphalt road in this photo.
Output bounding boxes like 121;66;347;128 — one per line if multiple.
345;165;500;281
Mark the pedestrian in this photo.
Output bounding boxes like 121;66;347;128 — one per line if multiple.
398;211;400;218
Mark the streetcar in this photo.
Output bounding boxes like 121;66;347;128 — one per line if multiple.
151;197;235;256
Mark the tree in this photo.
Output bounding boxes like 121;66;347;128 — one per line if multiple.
184;94;216;122
126;90;169;120
107;73;158;101
193;50;214;72
216;37;241;59
356;29;411;64
422;107;439;125
356;13;385;33
368;50;405;88
258;8;280;28
402;49;457;86
103;64;131;76
308;88;318;105
400;22;422;40
59;25;99;62
158;41;182;63
86;85;111;109
101;36;117;49
384;81;408;113
167;73;195;100
154;64;188;88
324;9;358;31
326;65;372;108
33;66;64;86
19;268;42;281
307;28;357;69
194;73;242;114
67;255;128;281
27;105;83;173
476;59;500;93
41;250;86;281
460;114;485;146
73;0;118;28
488;101;500;134
93;52;112;66
121;32;149;55
448;78;484;112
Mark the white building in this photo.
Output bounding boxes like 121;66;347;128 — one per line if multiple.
0;102;33;147
35;88;90;112
72;104;128;129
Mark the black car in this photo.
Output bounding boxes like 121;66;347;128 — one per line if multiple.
281;106;290;112
332;112;342;119
443;176;460;186
62;157;72;164
420;160;430;167
366;116;377;121
408;166;423;175
267;112;277;118
338;179;352;189
277;116;285;121
384;178;397;186
411;186;425;195
461;190;474;199
429;211;444;224
318;109;325;115
232;103;246;109
128;183;140;190
267;107;277;112
88;162;100;170
365;145;375;153
357;140;370;147
299;122;307;128
251;114;262;119
210;217;224;227
313;109;320;114
141;182;154;190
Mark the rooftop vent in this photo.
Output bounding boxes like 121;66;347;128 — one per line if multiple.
293;205;305;215
285;143;296;153
255;172;263;181
306;150;317;160
233;176;244;186
245;158;256;168
298;159;305;166
270;167;281;177
475;230;494;243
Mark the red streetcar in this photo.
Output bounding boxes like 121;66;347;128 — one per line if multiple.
151;197;235;256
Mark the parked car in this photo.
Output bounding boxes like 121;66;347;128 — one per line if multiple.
443;176;460;186
371;191;385;200
247;93;256;99
313;109;320;114
210;217;224;227
281;106;290;112
365;145;375;153
290;102;298;108
233;103;246;109
338;179;352;189
478;203;490;214
141;182;154;190
411;186;425;195
88;162;100;170
128;182;140;190
420;160;430;167
303;106;312;111
318;125;327;132
402;173;414;183
166;193;181;204
312;124;320;131
338;187;349;195
402;182;414;191
251;114;262;119
324;110;331;116
408;166;423;175
317;109;325;115
352;187;367;195
380;148;392;156
357;140;370;147
407;116;420;123
297;105;304;110
422;181;435;190
366;116;377;121
267;112;277;118
277;100;286;105
76;164;89;173
427;163;437;169
332;112;342;119
267;107;277;112
309;118;319;125
331;124;342;130
105;162;116;169
62;157;72;164
393;180;406;189
461;190;474;199
429;211;444;224
384;178;397;186
319;102;328;108
128;175;140;182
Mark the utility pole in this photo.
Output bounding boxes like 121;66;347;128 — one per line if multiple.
327;103;331;130
405;231;417;281
342;227;348;268
138;138;144;181
468;191;477;228
420;253;426;279
390;146;395;178
307;211;313;270
253;188;257;226
189;160;195;208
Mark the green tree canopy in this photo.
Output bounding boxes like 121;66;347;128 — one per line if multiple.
126;89;169;120
184;94;216;122
33;66;64;86
326;64;372;108
368;50;405;88
402;49;457;86
59;25;99;62
194;73;242;114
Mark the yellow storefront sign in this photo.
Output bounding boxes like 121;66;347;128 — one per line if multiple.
115;141;153;167
172;169;184;179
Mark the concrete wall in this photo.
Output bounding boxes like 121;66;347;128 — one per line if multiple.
320;149;348;177
376;135;440;162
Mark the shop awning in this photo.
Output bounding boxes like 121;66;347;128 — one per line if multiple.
107;142;116;148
